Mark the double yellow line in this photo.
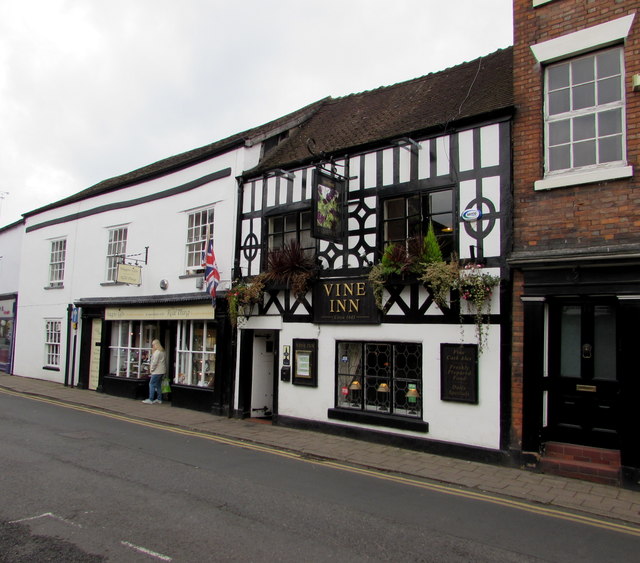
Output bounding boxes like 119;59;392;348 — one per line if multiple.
3;386;640;538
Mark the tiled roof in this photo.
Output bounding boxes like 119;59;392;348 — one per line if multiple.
24;47;513;217
247;47;513;176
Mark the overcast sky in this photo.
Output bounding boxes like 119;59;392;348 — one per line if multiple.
0;0;513;228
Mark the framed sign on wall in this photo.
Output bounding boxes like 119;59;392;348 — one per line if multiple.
292;339;318;387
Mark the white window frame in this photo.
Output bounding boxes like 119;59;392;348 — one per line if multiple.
105;226;128;282
48;238;67;287
175;320;216;387
44;319;62;368
531;14;635;191
544;49;626;174
108;320;158;378
185;207;214;274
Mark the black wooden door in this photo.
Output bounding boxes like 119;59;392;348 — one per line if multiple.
546;299;620;449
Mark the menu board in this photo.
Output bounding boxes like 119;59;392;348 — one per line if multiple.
440;344;478;404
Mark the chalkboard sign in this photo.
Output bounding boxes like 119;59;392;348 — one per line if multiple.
440;343;478;404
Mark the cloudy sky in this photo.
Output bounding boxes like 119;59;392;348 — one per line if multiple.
0;0;513;228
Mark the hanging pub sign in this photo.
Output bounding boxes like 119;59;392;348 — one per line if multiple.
313;277;379;324
311;167;345;242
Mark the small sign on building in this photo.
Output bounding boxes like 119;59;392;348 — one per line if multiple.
116;263;142;286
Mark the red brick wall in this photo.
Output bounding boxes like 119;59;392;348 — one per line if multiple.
511;0;640;448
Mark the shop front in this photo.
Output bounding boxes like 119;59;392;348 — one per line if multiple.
0;295;16;373
76;294;232;414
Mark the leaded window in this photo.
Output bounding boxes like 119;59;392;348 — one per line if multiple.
545;47;625;174
186;208;214;272
49;238;66;287
336;341;423;419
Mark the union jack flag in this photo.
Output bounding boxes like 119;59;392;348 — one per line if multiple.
202;238;220;307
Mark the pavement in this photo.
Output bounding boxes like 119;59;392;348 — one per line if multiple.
1;373;640;528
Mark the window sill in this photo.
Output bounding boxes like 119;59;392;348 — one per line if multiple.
328;408;428;433
534;165;633;191
44;284;64;290
179;272;204;279
43;366;60;372
100;281;126;287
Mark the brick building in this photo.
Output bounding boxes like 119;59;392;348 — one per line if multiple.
511;0;640;487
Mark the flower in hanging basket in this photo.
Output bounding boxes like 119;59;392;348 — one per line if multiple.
453;263;500;354
228;277;265;327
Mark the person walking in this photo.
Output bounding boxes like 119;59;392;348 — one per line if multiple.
142;339;166;404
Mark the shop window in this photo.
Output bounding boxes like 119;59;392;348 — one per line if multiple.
336;341;423;419
545;47;625;176
44;319;62;368
185;207;214;273
267;210;313;255
175;320;216;387
0;318;13;371
383;189;453;259
48;238;66;288
105;226;128;282
108;320;158;378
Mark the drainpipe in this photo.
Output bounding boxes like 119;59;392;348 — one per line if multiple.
64;303;73;386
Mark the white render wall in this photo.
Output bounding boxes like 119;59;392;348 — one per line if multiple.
13;147;248;382
271;321;501;450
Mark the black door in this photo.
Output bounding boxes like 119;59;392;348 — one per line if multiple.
546;299;620;449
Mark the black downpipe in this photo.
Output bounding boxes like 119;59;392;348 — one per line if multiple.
64;304;73;386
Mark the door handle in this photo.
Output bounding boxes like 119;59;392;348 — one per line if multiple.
582;343;592;359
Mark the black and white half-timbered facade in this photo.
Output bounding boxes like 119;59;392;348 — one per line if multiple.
232;49;515;459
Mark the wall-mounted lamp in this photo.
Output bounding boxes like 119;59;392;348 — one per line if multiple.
265;169;295;181
391;137;422;150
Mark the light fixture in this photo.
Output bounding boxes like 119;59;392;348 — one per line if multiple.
391;137;421;150
265;169;295;181
406;387;420;399
377;382;390;392
441;226;454;233
349;379;361;390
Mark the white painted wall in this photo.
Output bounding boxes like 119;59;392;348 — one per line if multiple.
246;317;502;450
13;145;251;383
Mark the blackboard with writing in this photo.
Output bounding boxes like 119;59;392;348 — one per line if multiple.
440;343;478;404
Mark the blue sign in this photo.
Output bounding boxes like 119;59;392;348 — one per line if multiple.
461;208;482;222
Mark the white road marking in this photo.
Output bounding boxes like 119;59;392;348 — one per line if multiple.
121;540;172;561
9;512;82;528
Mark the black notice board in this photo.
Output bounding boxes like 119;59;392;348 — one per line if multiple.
440;343;478;404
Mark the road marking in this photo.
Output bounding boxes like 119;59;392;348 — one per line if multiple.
121;541;172;561
3;386;640;538
9;512;82;528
